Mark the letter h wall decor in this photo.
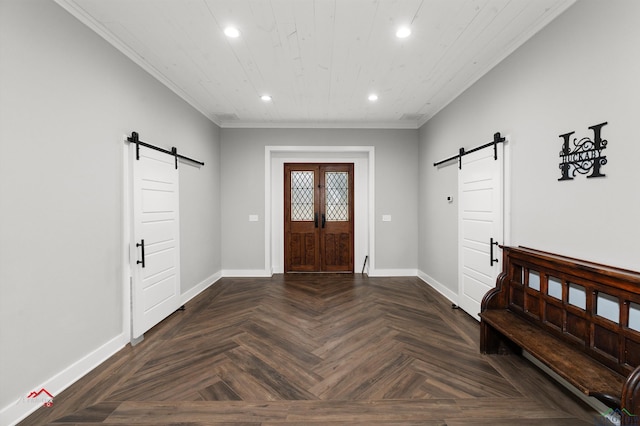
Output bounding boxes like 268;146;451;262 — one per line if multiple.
558;122;608;181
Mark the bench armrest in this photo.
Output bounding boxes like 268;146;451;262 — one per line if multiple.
590;392;621;410
622;364;640;417
480;272;508;312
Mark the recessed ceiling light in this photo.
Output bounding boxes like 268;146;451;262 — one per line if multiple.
368;94;378;102
224;26;240;38
260;94;272;102
396;26;411;39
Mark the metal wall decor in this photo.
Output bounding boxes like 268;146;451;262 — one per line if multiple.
558;122;608;181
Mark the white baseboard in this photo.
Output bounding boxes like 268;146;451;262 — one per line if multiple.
2;272;224;426
1;269;459;426
417;270;459;305
369;268;418;277
0;333;128;426
181;271;222;305
221;269;272;277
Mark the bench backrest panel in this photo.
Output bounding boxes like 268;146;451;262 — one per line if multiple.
500;246;640;376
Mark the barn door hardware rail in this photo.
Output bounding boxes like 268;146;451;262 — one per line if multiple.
433;132;505;169
127;131;204;169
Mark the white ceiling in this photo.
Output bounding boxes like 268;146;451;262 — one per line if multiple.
55;0;575;129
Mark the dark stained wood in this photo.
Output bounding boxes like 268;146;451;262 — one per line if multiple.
319;163;354;272
481;310;625;396
21;274;599;425
284;164;321;272
284;163;354;272
480;245;640;416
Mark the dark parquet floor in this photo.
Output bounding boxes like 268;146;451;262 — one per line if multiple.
21;274;602;425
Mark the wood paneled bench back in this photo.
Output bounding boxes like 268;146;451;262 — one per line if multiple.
479;246;640;420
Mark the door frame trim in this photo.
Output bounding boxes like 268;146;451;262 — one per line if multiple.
123;139;132;342
265;146;375;275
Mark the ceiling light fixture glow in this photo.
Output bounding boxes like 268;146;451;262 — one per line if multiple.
260;94;272;102
368;94;378;102
396;26;411;39
224;26;240;38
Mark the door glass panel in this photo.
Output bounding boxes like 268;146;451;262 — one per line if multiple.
291;171;314;221
325;171;348;221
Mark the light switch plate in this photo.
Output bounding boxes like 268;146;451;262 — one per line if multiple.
249;215;259;222
382;215;392;222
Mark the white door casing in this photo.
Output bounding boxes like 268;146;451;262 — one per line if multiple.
131;145;181;339
458;142;504;320
267;147;373;275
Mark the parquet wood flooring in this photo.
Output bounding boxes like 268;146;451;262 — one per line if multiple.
21;274;603;425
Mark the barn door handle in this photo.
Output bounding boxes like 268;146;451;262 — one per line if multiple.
314;212;318;228
322;213;326;228
490;238;499;266
136;239;146;268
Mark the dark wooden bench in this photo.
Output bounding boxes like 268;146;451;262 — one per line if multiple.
480;246;640;419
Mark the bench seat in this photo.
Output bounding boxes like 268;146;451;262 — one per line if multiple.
480;309;625;405
479;246;640;417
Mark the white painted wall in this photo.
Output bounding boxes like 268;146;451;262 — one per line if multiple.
0;0;221;422
418;0;640;297
220;128;419;275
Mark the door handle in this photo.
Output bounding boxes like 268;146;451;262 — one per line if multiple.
314;212;318;228
136;239;146;268
490;238;499;266
322;213;326;228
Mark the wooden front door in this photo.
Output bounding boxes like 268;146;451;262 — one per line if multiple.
284;163;354;272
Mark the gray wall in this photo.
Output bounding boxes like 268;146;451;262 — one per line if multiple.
418;0;640;296
0;0;221;414
220;128;419;272
4;0;639;422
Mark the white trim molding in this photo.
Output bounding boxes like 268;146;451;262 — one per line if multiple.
417;270;459;306
265;146;375;275
180;272;222;305
0;334;127;426
221;120;419;130
53;0;217;126
221;269;272;278
369;268;418;277
1;270;222;426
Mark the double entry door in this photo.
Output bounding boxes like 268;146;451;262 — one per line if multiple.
284;163;354;272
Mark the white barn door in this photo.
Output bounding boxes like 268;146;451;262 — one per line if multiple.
458;143;504;320
131;145;181;339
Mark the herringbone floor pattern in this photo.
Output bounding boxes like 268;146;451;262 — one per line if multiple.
22;274;600;425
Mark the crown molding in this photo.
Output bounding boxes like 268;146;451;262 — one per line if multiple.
218;120;421;130
415;0;576;130
53;0;222;127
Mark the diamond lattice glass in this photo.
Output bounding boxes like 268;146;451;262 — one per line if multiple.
325;172;348;221
291;171;314;221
